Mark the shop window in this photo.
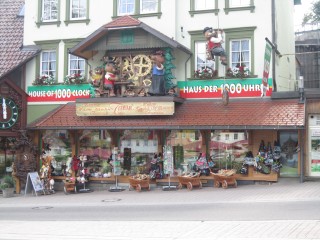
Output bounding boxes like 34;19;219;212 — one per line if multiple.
42;130;72;176
166;130;202;169
279;131;299;177
65;0;90;25
79;130;112;158
36;0;61;27
210;130;249;169
189;0;219;17
119;130;158;174
113;0;162;18
0;137;16;178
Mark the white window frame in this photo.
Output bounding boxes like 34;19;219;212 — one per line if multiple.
68;54;85;75
225;134;230;141
234;133;238;140
40;50;56;78
140;0;158;14
230;39;251;69
118;0;135;15
70;0;86;20
42;0;58;22
195;41;216;72
230;0;250;7
194;0;215;10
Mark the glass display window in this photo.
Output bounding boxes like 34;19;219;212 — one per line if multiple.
42;130;72;176
0;137;16;177
210;130;249;170
120;130;158;175
279;131;298;177
166;130;202;170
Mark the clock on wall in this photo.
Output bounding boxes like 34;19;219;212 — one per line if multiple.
0;97;19;129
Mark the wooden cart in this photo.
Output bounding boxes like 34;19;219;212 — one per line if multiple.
63;179;77;194
129;175;150;192
177;173;202;190
212;169;237;189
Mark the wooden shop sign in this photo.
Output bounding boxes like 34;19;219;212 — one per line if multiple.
76;102;175;116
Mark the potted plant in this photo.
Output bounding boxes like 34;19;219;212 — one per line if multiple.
0;175;15;198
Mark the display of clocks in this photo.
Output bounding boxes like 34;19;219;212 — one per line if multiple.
0;97;19;129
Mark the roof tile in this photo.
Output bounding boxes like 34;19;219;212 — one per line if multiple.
27;99;305;130
0;0;38;78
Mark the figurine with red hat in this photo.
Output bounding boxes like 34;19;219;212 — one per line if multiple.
203;27;227;66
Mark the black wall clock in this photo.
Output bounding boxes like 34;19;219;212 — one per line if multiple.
0;97;19;129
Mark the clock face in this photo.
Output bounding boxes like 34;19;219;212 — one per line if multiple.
0;98;19;129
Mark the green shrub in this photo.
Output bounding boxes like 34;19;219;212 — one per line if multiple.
0;175;14;189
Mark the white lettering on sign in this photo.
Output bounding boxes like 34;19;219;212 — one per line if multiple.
182;84;263;94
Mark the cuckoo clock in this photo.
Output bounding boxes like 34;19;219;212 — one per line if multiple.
0;79;27;137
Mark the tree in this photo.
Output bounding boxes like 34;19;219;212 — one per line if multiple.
302;0;320;26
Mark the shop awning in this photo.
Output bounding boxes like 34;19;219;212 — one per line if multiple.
27;98;305;130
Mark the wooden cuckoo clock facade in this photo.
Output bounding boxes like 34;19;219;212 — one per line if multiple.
0;79;27;137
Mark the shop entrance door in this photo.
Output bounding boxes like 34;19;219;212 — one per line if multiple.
308;114;320;176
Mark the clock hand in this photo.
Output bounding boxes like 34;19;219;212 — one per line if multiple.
2;98;7;120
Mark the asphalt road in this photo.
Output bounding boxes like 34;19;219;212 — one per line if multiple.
1;179;320;239
1;200;319;221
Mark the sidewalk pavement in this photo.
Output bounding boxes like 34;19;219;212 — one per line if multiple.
1;178;320;240
1;177;320;207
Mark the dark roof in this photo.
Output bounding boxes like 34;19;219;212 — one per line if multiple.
27;98;305;130
70;15;192;59
0;0;39;79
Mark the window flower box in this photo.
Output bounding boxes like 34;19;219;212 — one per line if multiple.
33;74;55;85
226;65;250;79
64;73;86;85
194;67;218;79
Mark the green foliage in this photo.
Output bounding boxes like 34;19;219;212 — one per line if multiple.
163;48;177;90
0;175;15;189
302;1;320;26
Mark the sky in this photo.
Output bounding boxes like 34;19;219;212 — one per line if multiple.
294;0;315;31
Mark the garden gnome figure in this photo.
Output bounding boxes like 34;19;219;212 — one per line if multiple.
149;50;166;96
203;27;228;66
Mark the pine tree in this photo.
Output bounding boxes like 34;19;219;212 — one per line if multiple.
163;48;176;91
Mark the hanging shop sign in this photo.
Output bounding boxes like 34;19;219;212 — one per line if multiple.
177;78;272;99
262;43;272;97
27;84;94;102
76;102;175;116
